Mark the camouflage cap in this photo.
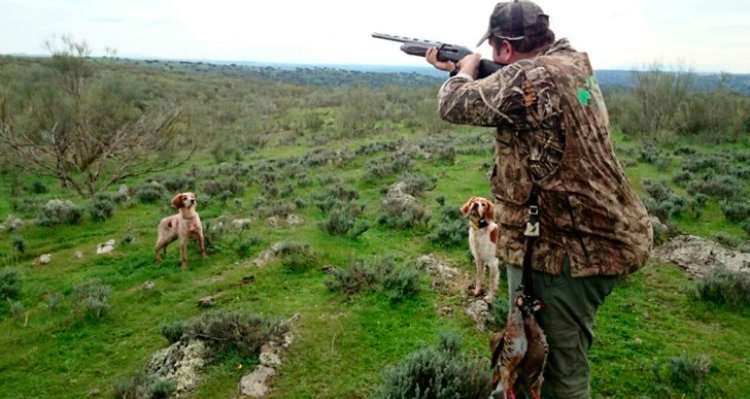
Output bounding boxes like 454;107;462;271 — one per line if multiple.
477;0;549;46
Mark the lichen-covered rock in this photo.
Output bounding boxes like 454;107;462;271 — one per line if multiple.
239;366;276;398
96;239;116;254
652;235;750;277
146;339;209;397
466;299;490;331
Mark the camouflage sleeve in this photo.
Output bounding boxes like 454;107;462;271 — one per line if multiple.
438;64;527;128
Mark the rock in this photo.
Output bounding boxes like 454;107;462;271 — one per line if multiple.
282;332;294;349
416;254;461;280
117;184;129;198
241;275;255;285
197;292;224;307
39;254;52;265
87;388;101;397
652;235;750;277
437;305;453;316
649;216;668;236
266;216;279;228
0;215;22;232
285;213;303;225
74;251;84;259
231;218;253;230
96;239;116;254
288;313;302;324
142;281;155;291
147;339;208;396
320;265;336;274
466;299;490;331
259;352;281;367
634;337;643;345
239;366;276;398
250;242;286;268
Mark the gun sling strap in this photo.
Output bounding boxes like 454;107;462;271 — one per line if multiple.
520;184;541;299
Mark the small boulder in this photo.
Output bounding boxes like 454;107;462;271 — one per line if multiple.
266;216;280;228
466;299;490;331
197;292;224;307
232;218;253;230
74;251;84;259
96;239;116;254
286;213;303;225
142;281;156;291
39;254;52;265
240;366;276;398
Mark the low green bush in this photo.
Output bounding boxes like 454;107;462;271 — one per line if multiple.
37;199;84;226
380;332;492;399
136;181;167;203
88;193;115;221
383;268;422;303
181;311;289;356
695;266;750;309
651;352;713;398
73;278;111;319
0;267;22;300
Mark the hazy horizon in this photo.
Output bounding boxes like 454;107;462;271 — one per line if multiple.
2;0;749;74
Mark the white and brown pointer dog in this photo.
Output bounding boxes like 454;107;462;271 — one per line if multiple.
461;196;500;302
155;192;207;269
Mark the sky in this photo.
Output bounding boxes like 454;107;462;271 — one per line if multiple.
1;0;749;73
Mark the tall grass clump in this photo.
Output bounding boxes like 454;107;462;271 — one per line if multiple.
651;352;713;398
380;332;492;399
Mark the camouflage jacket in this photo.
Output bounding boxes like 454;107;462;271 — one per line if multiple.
438;39;652;277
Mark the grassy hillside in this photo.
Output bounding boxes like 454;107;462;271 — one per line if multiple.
1;56;749;399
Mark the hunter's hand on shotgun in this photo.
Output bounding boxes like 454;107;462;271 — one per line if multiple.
372;33;502;79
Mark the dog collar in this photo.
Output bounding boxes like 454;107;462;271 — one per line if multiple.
471;218;489;229
181;215;195;220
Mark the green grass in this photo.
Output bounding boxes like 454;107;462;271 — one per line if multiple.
1;118;749;398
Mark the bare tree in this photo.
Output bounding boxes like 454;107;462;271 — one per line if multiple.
0;35;193;197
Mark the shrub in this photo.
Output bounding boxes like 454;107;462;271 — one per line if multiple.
182;311;289;356
73;278;111;319
719;200;750;223
281;251;319;274
394;173;437;197
0;267;22;300
319;203;370;237
9;300;25;322
651;352;712;397
383;268;422;303
325;258;392;298
148;379;175;399
428;202;465;248
366;151;413;179
162;175;195;192
236;236;263;259
160;320;188;344
380;332;492;399
379;193;430;230
695;266;750;309
136;181;167;203
27;180;48;194
11;236;25;254
47;292;63;312
37;199;84;226
113;372;149;399
203;180;244;197
710;232;742;249
88;193;115;221
488;297;511;331
686;175;742;200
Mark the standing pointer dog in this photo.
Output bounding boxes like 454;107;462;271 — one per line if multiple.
461;196;500;302
155;192;207;269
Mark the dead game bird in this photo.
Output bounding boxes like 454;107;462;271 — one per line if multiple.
489;295;528;399
517;298;548;399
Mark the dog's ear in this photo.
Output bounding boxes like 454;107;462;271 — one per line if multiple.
171;193;184;209
460;197;476;216
482;199;496;221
